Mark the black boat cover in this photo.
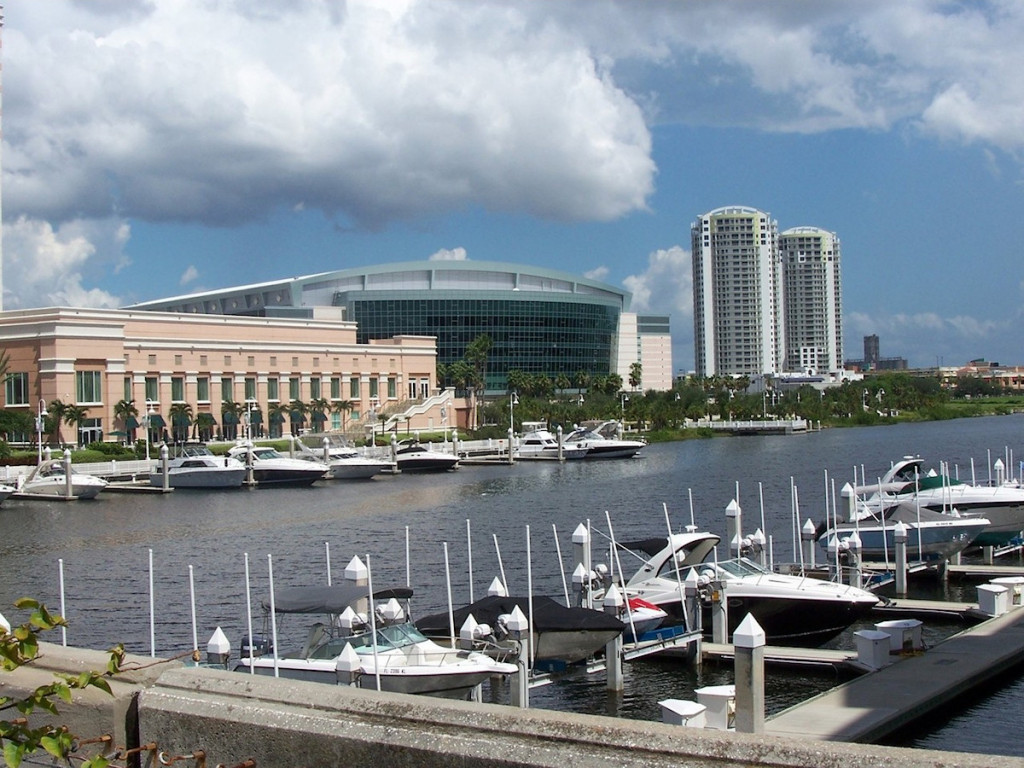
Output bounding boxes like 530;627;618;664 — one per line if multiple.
262;585;414;614
414;595;626;636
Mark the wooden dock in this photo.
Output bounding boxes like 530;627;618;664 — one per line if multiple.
702;641;857;671
766;606;1024;743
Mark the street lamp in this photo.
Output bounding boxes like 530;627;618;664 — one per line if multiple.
245;398;257;440
620;393;629;419
509;392;519;436
143;399;155;459
35;399;47;465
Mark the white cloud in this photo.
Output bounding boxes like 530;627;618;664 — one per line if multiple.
6;1;654;230
2;215;126;309
179;265;199;286
622;246;692;371
428;247;468;261
584;266;609;282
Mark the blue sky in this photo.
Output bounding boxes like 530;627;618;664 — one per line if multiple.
5;1;1024;371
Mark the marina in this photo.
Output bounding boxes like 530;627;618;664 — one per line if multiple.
3;415;1024;758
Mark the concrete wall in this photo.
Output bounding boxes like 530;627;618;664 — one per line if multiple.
7;644;1019;768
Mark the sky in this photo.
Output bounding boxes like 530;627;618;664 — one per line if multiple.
4;0;1024;372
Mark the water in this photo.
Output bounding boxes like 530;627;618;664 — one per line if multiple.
2;414;1024;756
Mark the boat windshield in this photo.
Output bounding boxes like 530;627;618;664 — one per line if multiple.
252;448;283;460
308;622;429;658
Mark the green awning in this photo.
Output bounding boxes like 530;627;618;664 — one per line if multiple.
147;414;166;429
222;411;239;424
124;415;140;430
249;410;263;424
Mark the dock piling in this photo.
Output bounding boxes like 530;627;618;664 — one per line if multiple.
733;613;765;735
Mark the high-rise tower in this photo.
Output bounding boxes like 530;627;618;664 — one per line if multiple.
779;226;842;374
691;206;782;377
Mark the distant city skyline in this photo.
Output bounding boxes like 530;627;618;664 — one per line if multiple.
4;2;1024;370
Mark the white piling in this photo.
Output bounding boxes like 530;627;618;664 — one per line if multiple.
325;541;332;586
847;531;862;588
572;523;591;609
726;499;742;558
365;553;382;691
603;584;624;691
466;519;474;603
506;606;530;708
733;613;765;734
244;552;254;674
894;522;908;596
58;558;67;646
553;524;570;607
148;548;156;657
160;444;170;491
443;542;455;648
268;554;280;678
801;519;817;570
207;627;231;667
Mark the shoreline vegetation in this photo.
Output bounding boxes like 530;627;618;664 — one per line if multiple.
7;373;1023;465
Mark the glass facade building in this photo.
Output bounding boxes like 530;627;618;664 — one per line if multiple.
129;261;630;394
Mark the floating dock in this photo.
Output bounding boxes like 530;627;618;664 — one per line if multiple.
765;606;1024;743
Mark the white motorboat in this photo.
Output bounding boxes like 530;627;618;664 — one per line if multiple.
563;421;645;459
227;443;329;487
859;455;1024;547
415;594;626;666
0;484;15;504
394;440;459;472
236;585;515;698
20;459;107;499
820;501;990;563
326;447;393;480
514;430;588;460
149;443;246;489
616;532;880;646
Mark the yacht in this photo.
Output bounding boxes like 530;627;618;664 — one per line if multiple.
615;531;880;646
563;421;646;459
227;443;329;487
236;585;515;698
394;440;459;472
149;443;246;489
858;455;1024;547
514;429;588;460
20;459;107;499
325;446;393;479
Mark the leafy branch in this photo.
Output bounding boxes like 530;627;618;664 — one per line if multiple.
1;598;124;768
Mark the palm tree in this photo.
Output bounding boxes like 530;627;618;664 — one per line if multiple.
168;402;194;443
63;404;90;448
114;399;139;443
221;398;244;440
195;412;216;442
309;397;330;433
333;399;355;434
47;399;70;446
288;399;308;436
267;402;288;438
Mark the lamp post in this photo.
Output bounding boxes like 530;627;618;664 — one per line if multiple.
245;398;256;440
36;399;47;466
509;392;519;436
143;399;155;459
620;393;629;420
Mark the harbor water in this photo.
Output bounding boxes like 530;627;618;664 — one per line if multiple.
2;415;1024;757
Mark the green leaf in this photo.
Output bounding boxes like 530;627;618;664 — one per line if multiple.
3;740;24;768
40;735;64;759
55;684;72;703
90;677;112;696
14;598;39;610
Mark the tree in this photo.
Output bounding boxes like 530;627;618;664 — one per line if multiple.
309;397;330;432
554;373;571;393
1;598;125;768
168;402;193;443
629;362;643;390
195;412;216;442
464;334;492;393
267;402;288;439
46;399;69;446
288;399;308;435
114;399;139;443
436;362;450;391
573;370;590;393
221;398;244;441
333;399;355;433
62;404;90;448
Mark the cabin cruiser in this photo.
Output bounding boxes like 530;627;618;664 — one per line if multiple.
857;455;1024;547
295;435;392;479
236;585;516;698
20;459;107;499
819;501;990;563
614;532;880;646
415;594;625;666
394;440;459;472
149;443;246;489
227;443;329;487
563;421;645;459
514;430;588;460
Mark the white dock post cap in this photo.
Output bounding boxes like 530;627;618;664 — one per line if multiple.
0;611;8;633
684;568;699;593
487;576;507;597
994;458;1005;469
802;519;817;539
603;583;624;610
379;597;404;623
752;528;766;546
207;626;231;655
725;499;741;517
893;521;908;542
337;606;360;632
505;605;529;635
572;563;589;585
344;555;367;581
826;534;839;554
840;482;854;498
335;643;362;683
847;531;862;551
572;524;589;544
733;613;766;649
459;613;479;641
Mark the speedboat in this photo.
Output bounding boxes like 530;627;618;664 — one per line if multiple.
235;585;516;699
149;443;246;489
19;459;107;499
563;421;645;459
415;594;625;666
0;484;15;504
819;501;990;563
394;440;459;472
326;446;393;480
515;430;588;460
859;456;1024;547
616;532;880;646
227;443;328;487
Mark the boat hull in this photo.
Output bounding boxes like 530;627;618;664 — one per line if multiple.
826;519;989;562
149;469;246;488
396;457;459;472
249;467;325;486
329;459;392;479
22;479;106;500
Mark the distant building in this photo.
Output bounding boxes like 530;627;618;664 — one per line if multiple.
691;206;782;377
845;335;907;371
864;334;880;370
779;227;842;375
